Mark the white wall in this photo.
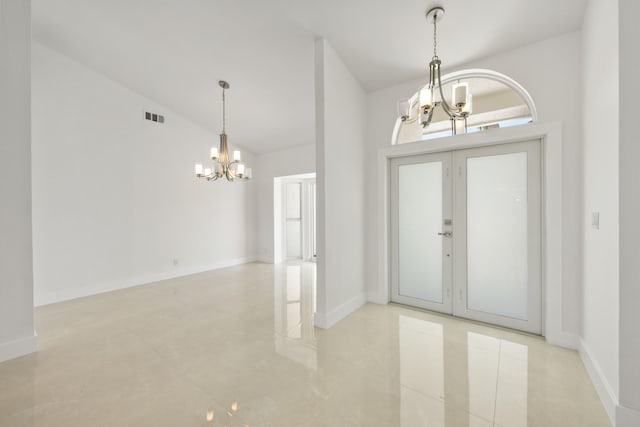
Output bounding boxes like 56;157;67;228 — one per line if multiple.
315;39;367;328
0;0;37;363
255;144;315;263
618;0;640;423
32;42;258;305
580;0;620;422
365;32;583;339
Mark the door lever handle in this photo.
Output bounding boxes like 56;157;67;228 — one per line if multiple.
438;231;452;237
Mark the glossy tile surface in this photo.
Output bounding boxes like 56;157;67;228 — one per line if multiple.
0;262;610;426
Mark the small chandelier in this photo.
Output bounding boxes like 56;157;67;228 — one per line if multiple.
195;80;251;182
401;7;473;135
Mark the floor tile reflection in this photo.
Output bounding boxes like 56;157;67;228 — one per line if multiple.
273;262;317;370
0;262;611;426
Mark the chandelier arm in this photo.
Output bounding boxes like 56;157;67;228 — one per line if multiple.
421;106;435;128
436;65;460;118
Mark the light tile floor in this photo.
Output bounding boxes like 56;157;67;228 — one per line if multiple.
0;262;611;426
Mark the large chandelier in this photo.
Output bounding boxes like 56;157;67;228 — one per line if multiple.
400;7;473;135
195;80;251;182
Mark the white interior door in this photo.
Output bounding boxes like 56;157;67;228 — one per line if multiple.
454;140;542;334
283;178;316;261
390;152;453;314
284;182;302;259
390;139;542;334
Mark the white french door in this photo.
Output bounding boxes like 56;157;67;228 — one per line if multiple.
390;139;542;334
454;141;542;333
390;152;454;314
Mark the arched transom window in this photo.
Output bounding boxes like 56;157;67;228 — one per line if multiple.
392;69;538;145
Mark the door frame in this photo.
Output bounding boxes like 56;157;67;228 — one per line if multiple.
375;122;571;346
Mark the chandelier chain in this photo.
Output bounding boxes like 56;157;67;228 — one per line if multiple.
222;87;226;133
433;13;438;59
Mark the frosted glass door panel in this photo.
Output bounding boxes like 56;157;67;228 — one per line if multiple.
466;152;528;320
398;162;443;303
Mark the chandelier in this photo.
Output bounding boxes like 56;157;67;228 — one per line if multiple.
400;7;473;135
195;80;251;182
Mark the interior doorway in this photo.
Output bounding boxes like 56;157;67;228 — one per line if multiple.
390;140;542;334
274;173;316;263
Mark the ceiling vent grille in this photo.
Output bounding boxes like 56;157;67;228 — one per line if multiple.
144;111;165;124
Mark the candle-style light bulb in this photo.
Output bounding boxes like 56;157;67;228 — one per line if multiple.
237;163;245;176
419;85;433;112
452;82;469;109
462;93;473;115
210;147;218;160
204;168;212;176
233;150;241;162
195;164;203;176
245;167;252;179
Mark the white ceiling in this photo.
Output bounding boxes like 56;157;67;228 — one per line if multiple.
278;0;588;91
32;0;587;154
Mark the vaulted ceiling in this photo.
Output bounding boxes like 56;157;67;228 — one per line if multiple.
32;0;587;154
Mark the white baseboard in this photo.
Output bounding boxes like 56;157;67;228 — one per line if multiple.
314;292;367;329
0;333;37;363
313;312;328;330
616;404;640;427
545;330;579;350
579;338;617;425
34;257;257;307
367;291;388;305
